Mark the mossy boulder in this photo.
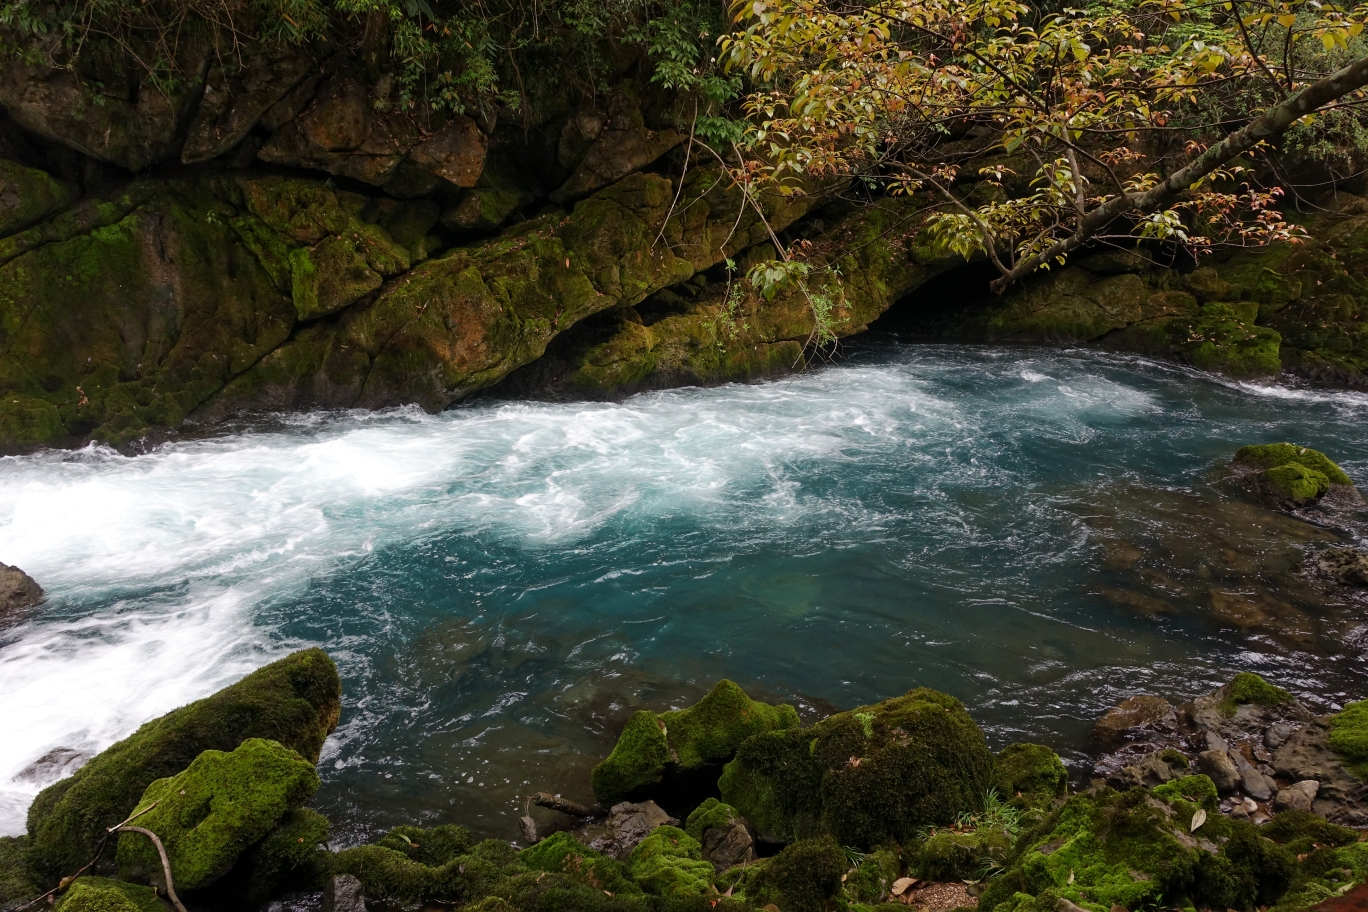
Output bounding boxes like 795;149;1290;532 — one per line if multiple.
53;876;168;912
624;826;714;896
27;648;340;882
0;835;40;907
843;847;902;904
115;738;320;891
718;687;994;847
994;743;1068;807
1219;671;1293;717
1329;700;1368;779
916;825;1012;881
1232;443;1356;506
330;830;517;904
215;806;331;904
731;837;847;912
520;832;641;895
591;680;801;805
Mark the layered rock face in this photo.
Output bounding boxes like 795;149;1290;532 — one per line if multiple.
3;24;1368;454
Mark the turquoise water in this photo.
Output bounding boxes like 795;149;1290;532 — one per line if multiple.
1;343;1366;842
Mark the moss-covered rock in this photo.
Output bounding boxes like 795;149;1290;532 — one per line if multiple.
1219;671;1293;716
223;806;331;904
843;847;901;904
975;781;1316;912
591;680;801;805
0;835;40;907
994;743;1068;807
27;648;340;883
53;876;168;912
1329;700;1368;779
718;687;994;847
0;160;74;238
330;833;523;905
115;737;321;891
624;826;714;896
917;826;1013;881
1169;302;1283;377
520;832;641;895
735;837;847;912
1232;443;1356;506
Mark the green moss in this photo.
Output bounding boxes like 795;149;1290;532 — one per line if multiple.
625;827;714;896
0;395;63;451
917;826;1012;881
53;876;167;912
1234;443;1354;486
27;648;340;883
376;823;475;867
0;835;40;907
1172;303;1283;378
1152;774;1218;806
1272;842;1368;912
115;738;320;891
592;711;672;805
1194;820;1297;910
684;798;743;842
1262;809;1362;854
994;743;1067;806
1220;672;1293;717
719;687;993;848
330;844;469;903
520;832;641;895
844;848;901;904
741;837;847;912
591;681;801;805
226;806;331;904
1329;700;1368;779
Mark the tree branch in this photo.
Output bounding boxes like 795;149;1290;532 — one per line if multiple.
988;51;1368;293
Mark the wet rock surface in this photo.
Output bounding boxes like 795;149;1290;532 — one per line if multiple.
1093;674;1368;825
0;563;42;625
567;801;679;860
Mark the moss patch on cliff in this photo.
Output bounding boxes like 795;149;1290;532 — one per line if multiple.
718;687;993;847
26;648;339;883
625;827;715;896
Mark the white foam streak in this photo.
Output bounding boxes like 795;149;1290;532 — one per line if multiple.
0;346;1336;835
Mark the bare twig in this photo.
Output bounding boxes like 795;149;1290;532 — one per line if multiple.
117;827;188;912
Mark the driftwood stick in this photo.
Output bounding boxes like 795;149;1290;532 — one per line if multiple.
531;792;602;818
116;827;188;912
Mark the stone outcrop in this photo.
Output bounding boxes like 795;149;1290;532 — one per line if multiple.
0;562;43;624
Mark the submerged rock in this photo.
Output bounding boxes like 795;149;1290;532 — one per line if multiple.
1318;547;1368;586
590;679;800;806
718;686;994;846
0;562;43;624
26;648;340;882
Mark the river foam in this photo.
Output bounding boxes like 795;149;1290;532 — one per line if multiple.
1;344;1365;839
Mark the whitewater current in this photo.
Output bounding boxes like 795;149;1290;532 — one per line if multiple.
1;343;1366;841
